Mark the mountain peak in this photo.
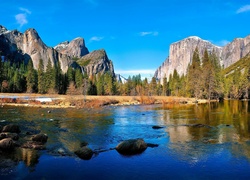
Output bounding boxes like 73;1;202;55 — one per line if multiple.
0;25;10;35
186;36;201;40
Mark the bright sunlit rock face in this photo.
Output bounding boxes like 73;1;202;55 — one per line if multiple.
155;35;250;83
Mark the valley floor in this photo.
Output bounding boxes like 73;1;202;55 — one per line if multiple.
0;93;206;108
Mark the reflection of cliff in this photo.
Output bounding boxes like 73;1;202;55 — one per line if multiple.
160;101;250;162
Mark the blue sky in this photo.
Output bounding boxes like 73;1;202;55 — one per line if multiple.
1;0;250;78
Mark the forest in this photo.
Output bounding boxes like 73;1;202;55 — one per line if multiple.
0;47;250;100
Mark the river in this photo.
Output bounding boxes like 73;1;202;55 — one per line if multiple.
1;100;250;179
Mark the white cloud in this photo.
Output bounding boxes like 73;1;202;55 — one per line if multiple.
15;13;28;27
139;31;159;36
15;7;31;27
19;7;31;14
90;36;104;42
236;5;250;14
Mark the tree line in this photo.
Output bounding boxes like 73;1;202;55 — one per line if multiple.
0;48;250;99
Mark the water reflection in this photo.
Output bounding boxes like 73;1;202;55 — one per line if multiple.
157;101;250;163
1;101;250;178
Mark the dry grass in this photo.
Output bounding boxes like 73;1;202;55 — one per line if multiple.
0;93;200;108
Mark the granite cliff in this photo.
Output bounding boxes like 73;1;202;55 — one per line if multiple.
76;49;114;77
155;35;250;82
0;25;114;76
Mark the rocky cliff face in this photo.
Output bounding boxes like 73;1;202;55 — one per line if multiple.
0;26;71;73
0;25;114;76
155;35;250;82
76;49;115;77
54;37;89;58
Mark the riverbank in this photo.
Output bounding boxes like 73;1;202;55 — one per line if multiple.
0;93;208;108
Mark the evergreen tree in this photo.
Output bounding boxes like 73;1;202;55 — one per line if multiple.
142;78;149;96
150;77;157;95
96;73;104;95
162;76;167;96
26;60;37;93
75;68;83;90
187;47;202;99
45;59;53;93
38;59;45;94
201;49;217;100
67;67;75;83
104;72;114;95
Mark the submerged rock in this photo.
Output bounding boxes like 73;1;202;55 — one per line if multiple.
75;146;94;160
152;125;164;129
80;141;89;147
0;133;19;140
2;124;21;133
147;143;159;148
21;141;46;150
184;124;212;128
0;138;14;150
116;138;147;155
31;134;48;143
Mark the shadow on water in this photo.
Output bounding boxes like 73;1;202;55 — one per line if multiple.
1;101;250;179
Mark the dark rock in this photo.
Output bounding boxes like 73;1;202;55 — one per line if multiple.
147;143;159;148
21;141;46;150
116;138;147;155
183;124;212;128
75;146;94;160
47;110;51;113
0;138;14;150
0;133;19;140
152;125;164;129
26;131;33;135
31;134;48;143
80;141;89;147
2;124;21;133
0;133;7;140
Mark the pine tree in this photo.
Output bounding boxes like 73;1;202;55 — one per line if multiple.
26;60;37;93
187;47;202;99
96;73;104;95
142;78;149;96
45;59;53;93
75;68;83;90
150;77;157;95
38;59;45;94
162;75;167;96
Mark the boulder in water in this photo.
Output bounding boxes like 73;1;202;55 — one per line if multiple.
116;138;147;155
31;134;48;143
2;124;21;133
0;133;19;140
75;146;94;160
0;138;14;150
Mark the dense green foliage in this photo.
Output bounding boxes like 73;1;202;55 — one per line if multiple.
0;52;250;100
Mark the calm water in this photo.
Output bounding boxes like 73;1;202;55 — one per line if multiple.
1;100;250;179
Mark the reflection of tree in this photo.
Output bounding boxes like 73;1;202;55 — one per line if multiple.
161;100;250;162
16;148;39;168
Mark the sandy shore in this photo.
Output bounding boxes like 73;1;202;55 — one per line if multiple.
0;93;206;108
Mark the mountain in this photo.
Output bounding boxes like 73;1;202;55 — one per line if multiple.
0;25;114;76
116;74;127;83
155;35;250;82
54;37;89;58
76;49;115;77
